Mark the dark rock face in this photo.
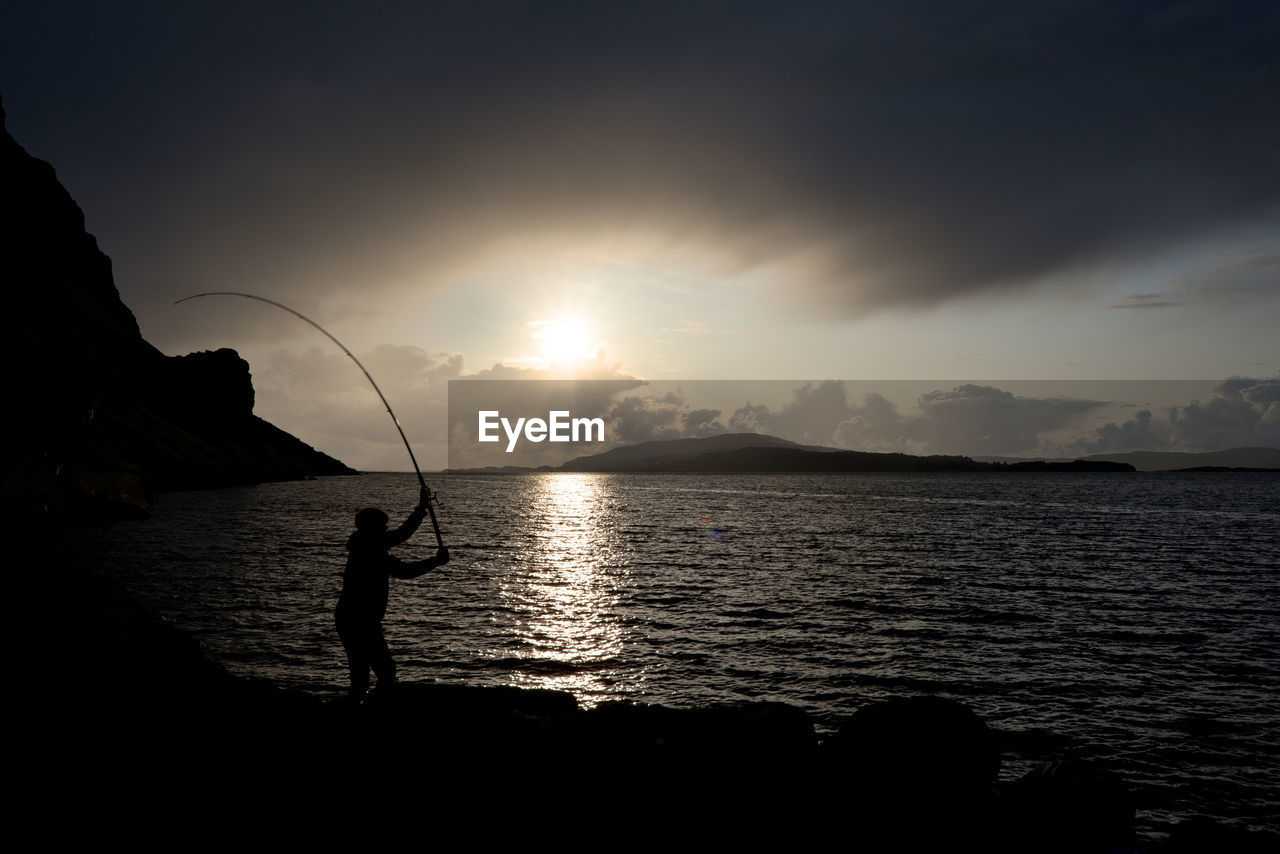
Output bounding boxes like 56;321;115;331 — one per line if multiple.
159;349;258;422
819;695;1002;843
827;695;1002;795
998;759;1138;853
1;96;355;520
1157;816;1280;854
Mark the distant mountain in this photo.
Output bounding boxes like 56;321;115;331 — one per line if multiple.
559;432;814;471
459;432;1280;476
2;97;354;520
551;434;1134;473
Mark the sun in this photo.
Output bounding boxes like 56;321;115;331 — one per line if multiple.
531;318;598;365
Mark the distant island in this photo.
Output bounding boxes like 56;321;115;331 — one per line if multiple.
450;433;1280;474
1084;448;1280;472
450;433;1139;474
977;447;1280;473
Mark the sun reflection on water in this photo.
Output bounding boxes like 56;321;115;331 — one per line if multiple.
496;473;628;703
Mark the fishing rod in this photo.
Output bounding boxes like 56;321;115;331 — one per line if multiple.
174;291;444;548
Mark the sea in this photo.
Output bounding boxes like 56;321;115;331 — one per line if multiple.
61;470;1279;839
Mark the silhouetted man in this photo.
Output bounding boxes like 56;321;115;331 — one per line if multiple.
336;486;449;703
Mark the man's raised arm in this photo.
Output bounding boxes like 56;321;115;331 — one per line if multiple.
388;547;451;579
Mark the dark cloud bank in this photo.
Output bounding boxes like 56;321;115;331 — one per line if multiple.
247;338;1278;464
4;1;1277;316
592;378;1280;457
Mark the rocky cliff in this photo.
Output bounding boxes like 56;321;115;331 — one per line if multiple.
2;96;354;520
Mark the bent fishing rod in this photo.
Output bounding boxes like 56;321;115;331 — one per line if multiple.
174;291;444;548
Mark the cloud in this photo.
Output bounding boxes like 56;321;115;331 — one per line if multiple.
262;365;1280;469
254;333;646;468
601;391;726;444
254;344;463;470
914;385;1106;454
606;395;683;444
683;407;726;436
1107;293;1185;310
1086;409;1172;453
9;1;1277;323
1080;377;1280;452
730;381;1108;455
832;393;911;451
729;381;853;445
465;351;638;382
1169;379;1280;450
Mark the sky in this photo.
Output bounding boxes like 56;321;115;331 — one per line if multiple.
3;1;1277;469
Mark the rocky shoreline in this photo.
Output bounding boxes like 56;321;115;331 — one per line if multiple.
22;555;1276;851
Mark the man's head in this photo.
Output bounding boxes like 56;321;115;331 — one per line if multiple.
355;507;390;533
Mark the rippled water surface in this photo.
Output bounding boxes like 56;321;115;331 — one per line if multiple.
64;471;1279;837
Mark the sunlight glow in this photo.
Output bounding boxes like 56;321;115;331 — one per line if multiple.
495;473;628;703
530;318;599;366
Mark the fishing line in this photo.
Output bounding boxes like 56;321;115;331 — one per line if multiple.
174;291;445;547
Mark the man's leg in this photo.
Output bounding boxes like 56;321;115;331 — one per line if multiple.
336;614;372;701
369;624;397;694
